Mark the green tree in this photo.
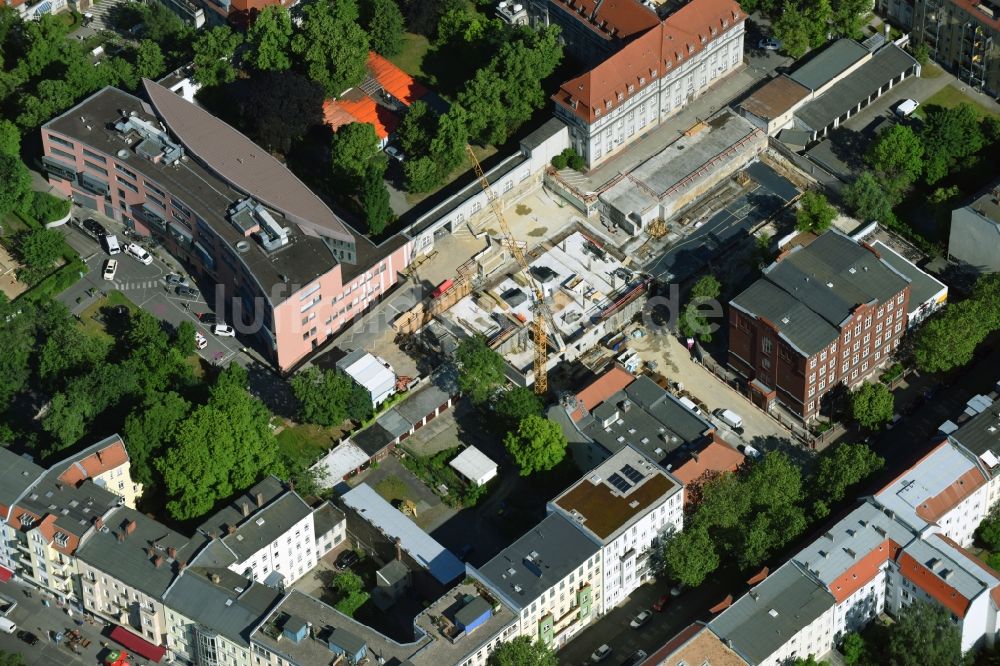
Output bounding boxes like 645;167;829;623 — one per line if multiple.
912;41;930;66
455;334;506;404
330;122;381;189
865;124;924;194
0;119;20;155
850;382;894;429
841;632;865;665
843;170;898;225
977;507;1000;551
503;414;567;475
773;1;812;58
290;367;372;427
920;103;985;185
496;386;543;428
332;570;369;615
159;365;285;519
678;273;722;342
362;0;405;57
134;39;165;80
805;0;833;47
292;0;370;97
792;657;828;666
403;155;442;193
31;191;71;223
123;391;191;487
36;303;108;386
884;601;962;666
913;300;988;373
429;104;469;175
796;191;837;233
360;160;392;236
0;153;31;214
397;100;435;156
831;0;868;37
810;442;884;506
0;294;34;411
15;227;64;284
487;636;557;666
192;26;242;87
662;526;720;587
240;71;324;154
246;5;293;72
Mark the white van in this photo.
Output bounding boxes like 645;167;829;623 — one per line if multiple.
895;99;919;117
0;617;16;634
127;242;153;265
678;396;703;415
103;234;121;256
715;408;744;432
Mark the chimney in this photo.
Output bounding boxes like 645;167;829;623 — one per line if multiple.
209;530;217;540
210;573;221;584
94;517;104;530
178;560;186;571
116;532;125;543
153;555;164;568
395;537;402;562
227;524;237;536
168;546;177;559
256;492;265;508
241;502;251;518
125;520;137;535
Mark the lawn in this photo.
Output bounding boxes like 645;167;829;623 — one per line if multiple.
919;84;999;119
78;290;139;340
388;32;430;78
373;475;412;504
1;213;30;239
275;422;340;464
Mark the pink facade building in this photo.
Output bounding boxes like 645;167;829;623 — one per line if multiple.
40;80;413;371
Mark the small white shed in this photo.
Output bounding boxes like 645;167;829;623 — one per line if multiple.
449;446;499;487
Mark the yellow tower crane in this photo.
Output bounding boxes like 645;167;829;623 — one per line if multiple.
465;145;549;396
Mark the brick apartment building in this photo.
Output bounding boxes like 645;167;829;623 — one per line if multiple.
728;231;912;420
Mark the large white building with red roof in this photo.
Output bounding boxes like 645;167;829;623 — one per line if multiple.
545;0;746;167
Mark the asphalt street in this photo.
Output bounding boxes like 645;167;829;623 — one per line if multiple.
646;162;799;282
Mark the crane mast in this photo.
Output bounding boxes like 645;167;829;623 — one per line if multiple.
465;146;548;395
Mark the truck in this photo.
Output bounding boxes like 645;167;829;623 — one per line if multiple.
431;279;454;299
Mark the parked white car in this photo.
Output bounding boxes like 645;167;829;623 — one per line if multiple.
591;644;613;662
126;242;153;265
213;324;235;337
103;259;118;281
895;98;919;117
195;332;208;350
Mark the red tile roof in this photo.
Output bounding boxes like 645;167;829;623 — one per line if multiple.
552;0;661;41
36;513;80;556
554;0;745;124
57;439;130;487
828;538;902;603
915;467;987;523
672;439;745;487
325;97;400;140
573;366;636;419
368;52;428;106
898;551;972;618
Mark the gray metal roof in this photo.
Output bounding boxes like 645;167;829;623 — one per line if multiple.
0;450;44;511
312;501;345;539
789;39;868;91
454;595;492;627
43;87;341;300
340;484;464;584
377;559;410;586
474;512;598;610
793;500;914;590
520;118;568;151
709;561;835;664
903;535;996;601
949;185;1000;273
142;79;353;244
730;279;839;356
795;44;917;132
950;401;1000;465
164;571;281;646
764;230;910;327
871;241;946;309
76;507;195;597
351;423;397;457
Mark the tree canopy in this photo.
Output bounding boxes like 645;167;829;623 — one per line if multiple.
0;152;31;215
662;526;720;587
914;274;1000;373
843;170;898;225
15;227;64;284
192;26;242;87
920;103;984;185
246;5;293;72
796;191;837;233
503;414;567;476
360;159;392;236
850;382;895;430
810;442;884;508
332;569;369;616
486;636;557;666
362;0;405;57
239;71;324;154
679;274;722;342
883;601;963;666
495;386;543;428
330;122;382;190
455;335;507;404
290;366;373;427
865;124;924;195
291;0;370;97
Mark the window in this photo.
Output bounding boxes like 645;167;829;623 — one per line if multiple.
820;350;827;361
855;323;862;336
762;337;772;353
845;330;851;343
895;322;902;333
84;160;108;176
897;293;904;305
809;357;817;368
842;362;849;373
863;334;870;344
49;135;74;149
50;147;75;161
853;354;859;366
862;361;869;372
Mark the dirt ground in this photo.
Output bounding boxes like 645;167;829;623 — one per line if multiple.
0;243;27;299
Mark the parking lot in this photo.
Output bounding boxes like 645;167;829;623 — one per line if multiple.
57;214;245;368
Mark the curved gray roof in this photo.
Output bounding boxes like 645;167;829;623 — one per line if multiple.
142;79;353;244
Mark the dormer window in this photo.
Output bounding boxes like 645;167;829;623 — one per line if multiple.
723;18;729;28
651;69;658;77
595;107;601;117
639;77;646;85
711;26;718;36
616;92;623;101
571;99;578;109
688;44;695;53
54;531;69;547
607;99;613;109
700;34;706;43
627;84;634;93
